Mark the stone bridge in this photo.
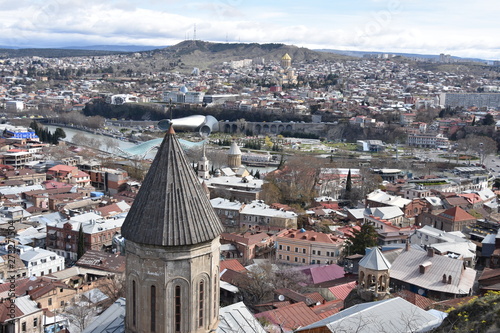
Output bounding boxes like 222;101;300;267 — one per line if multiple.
219;121;335;136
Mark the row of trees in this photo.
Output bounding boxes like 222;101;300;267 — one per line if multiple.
30;121;66;144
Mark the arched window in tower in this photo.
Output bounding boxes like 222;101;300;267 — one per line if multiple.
150;285;156;332
175;285;181;332
198;280;205;327
132;280;136;327
213;276;218;319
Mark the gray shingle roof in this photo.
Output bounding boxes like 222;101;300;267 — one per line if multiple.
359;247;391;270
122;126;224;246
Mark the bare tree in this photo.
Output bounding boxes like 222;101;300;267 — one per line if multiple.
99;275;125;303
64;298;97;333
233;261;309;307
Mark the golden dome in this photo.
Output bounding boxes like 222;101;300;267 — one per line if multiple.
281;53;292;60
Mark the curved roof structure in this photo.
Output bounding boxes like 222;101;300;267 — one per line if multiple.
118;138;206;158
122;126;224;247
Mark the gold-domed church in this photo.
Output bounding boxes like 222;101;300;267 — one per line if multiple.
122;125;224;332
281;53;292;68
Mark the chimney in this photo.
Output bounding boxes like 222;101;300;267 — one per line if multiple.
405;240;410;252
427;247;434;257
419;261;431;274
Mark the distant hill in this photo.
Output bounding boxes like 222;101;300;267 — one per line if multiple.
0;48;125;58
134;40;352;72
318;48;488;63
61;45;168;52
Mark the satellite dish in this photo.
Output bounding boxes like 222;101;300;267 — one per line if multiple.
417;288;425;295
158;119;172;131
278;295;285;301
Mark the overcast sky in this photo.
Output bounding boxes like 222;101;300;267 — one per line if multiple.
0;0;498;60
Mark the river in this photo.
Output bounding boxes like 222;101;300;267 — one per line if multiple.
45;125;278;174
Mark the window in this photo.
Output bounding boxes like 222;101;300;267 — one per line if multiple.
198;281;204;327
279;245;282;250
317;260;321;264
48;298;52;306
294;257;298;262
326;251;330;256
60;301;64;307
286;256;290;261
302;248;306;254
317;251;321;256
312;260;316;264
132;280;136;327
33;318;38;327
279;254;282;259
302;258;306;263
286;246;290;251
151;285;156;332
295;247;298;253
22;322;26;332
175;286;181;332
312;250;316;255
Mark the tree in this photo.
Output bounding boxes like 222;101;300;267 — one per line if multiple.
77;224;85;259
343;223;378;256
345;169;352;193
53;127;66;143
482;113;495;126
64;296;98;332
261;155;318;209
234;261;309;307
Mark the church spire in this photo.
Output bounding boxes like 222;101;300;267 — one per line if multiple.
122;127;223;246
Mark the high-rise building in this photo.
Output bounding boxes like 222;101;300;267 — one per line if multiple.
122;125;224;332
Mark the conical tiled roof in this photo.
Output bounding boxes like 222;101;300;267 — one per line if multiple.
228;141;242;155
359;247;391;271
122;126;224;246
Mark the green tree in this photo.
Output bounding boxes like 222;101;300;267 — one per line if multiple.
54;127;66;142
343;223;378;256
482;113;495;126
77;224;85;259
345;169;352;193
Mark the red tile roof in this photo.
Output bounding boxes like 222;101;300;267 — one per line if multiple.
439;206;476;221
220;259;246;273
328;281;357;300
254;302;322;331
393;290;435;310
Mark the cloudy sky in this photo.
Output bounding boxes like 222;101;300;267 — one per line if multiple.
0;0;498;59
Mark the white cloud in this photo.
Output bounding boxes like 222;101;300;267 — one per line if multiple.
0;0;497;59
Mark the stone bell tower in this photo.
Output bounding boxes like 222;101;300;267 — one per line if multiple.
122;125;224;333
357;247;391;301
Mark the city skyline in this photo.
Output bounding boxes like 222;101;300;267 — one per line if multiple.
0;0;499;60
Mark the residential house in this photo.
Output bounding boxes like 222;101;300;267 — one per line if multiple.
410;225;476;267
389;246;476;299
13;246;65;277
47;164;91;187
0;295;44;332
276;229;345;265
296;297;443;333
417;206;477;232
46;212;125;261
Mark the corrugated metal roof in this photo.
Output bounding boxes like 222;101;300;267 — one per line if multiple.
217;301;266;333
389;248;476;294
298;297;442;332
328;281;357;300
82;298;126;333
